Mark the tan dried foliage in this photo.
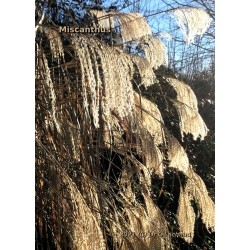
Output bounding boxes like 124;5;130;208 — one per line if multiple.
132;55;156;88
90;9;115;29
90;10;152;43
185;168;215;231
166;77;198;111
177;187;195;243
145;145;165;177
38;160;106;250
36;22;214;248
164;77;208;140
102;91;191;177
172;100;208;140
36;49;61;133
117;157;172;250
166;134;189;173
61;120;82;162
177;168;215;243
71;35;134;127
133;93;166;177
115;12;152;43
170;7;212;44
42;27;64;60
140;35;167;69
134;92;164;145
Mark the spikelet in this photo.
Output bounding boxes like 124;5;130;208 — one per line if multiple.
102;113;126;149
177;168;215;243
145;145;165;177
171;100;208;140
132;55;156;88
37;50;61;133
102;106;165;177
176;187;195;243
165;77;208;139
134;92;164;145
138;159;171;249
90;11;152;43
140;35;167;69
101;47;134;119
119;157;171;250
107;212;126;249
42;27;64;60
119;160;137;203
133;92;190;174
47;163;106;250
102;118;112;147
79;173;102;224
166;134;189;173
165;77;198;111
89;9;115;29
123;205;170;250
71;35;134;128
63;121;81;162
115;12;152;42
142;191;171;249
121;237;148;250
71;36;102;128
132;93;166;177
185;168;215;231
98;158;143;249
170;7;212;44
122;205;151;250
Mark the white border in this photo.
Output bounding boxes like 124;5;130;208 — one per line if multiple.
216;0;250;248
0;1;34;249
